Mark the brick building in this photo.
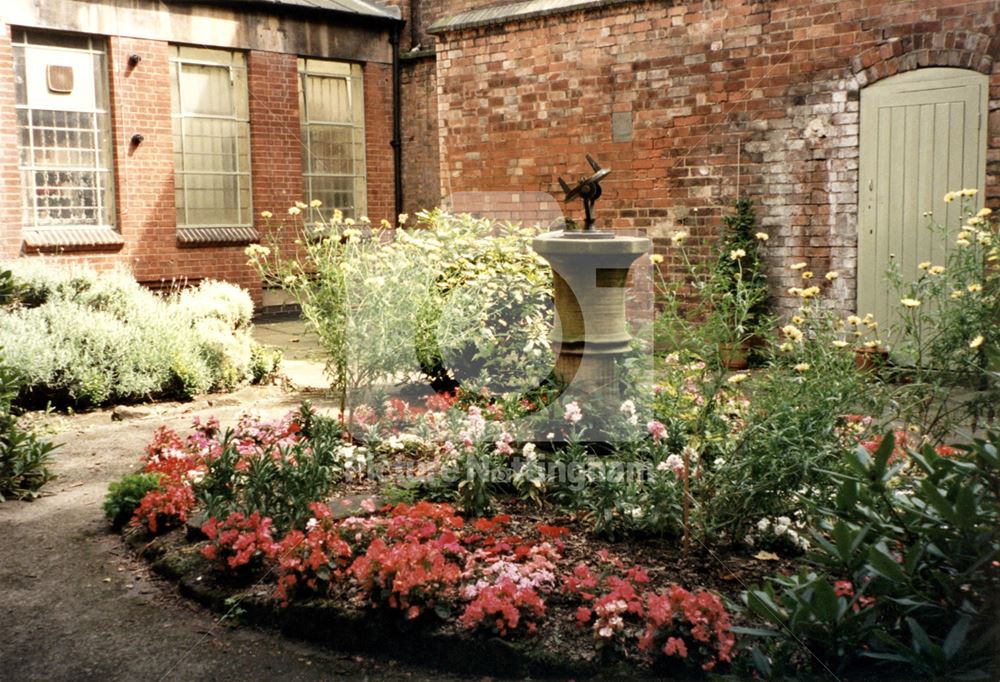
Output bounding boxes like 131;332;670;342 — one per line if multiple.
0;0;402;303
396;0;1000;316
3;0;998;317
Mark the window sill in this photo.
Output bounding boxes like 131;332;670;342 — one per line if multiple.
177;226;259;247
23;227;124;252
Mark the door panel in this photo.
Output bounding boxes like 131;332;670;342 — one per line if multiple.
858;68;987;329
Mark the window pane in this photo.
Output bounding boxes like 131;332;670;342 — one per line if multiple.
306;75;350;123
180;64;232;116
14;32;114;230
171;46;251;227
299;59;366;219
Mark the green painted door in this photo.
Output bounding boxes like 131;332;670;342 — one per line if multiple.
858;68;987;328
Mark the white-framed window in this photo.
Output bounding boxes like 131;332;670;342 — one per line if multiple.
12;30;115;230
169;46;251;228
298;59;367;220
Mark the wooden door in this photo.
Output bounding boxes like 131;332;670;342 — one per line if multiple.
858;68;987;326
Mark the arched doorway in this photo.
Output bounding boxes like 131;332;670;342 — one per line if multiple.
857;67;987;324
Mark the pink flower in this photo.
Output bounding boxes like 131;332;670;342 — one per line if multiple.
564;402;583;424
647;420;667;442
664;636;688;658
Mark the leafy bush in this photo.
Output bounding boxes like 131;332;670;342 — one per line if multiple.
0;262;263;407
0;267;58;501
103;472;162;529
248;209;552;416
249;342;283;383
741;431;1000;679
884;191;999;440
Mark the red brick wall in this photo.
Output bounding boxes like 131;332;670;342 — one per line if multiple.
364;61;397;222
0;24;20;260
428;0;1000;315
401;55;441;215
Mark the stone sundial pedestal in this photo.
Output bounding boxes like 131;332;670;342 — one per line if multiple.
532;156;650;412
532;233;649;407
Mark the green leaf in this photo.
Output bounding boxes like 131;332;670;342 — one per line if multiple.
943;615;971;660
811;578;839;622
868;544;907;583
919;479;959;525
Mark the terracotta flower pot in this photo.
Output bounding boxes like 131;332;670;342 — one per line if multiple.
854;346;888;372
719;341;750;370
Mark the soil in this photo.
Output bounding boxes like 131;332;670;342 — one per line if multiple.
0;385;471;682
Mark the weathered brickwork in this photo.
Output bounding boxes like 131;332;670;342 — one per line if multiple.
423;0;1000;314
365;61;398;222
401;55;442;215
0;24;19;261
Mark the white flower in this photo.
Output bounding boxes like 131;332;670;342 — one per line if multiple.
774;524;788;536
522;443;537;460
306;518;318;531
757;518;770;531
777;516;791;526
564;401;583;424
755;232;769;241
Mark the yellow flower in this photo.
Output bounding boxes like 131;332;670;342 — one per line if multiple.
787;287;802;296
929;265;945;275
244;244;271;258
260;210;273;219
950;290;964;299
755;232;769;241
778;342;794;353
727;373;749;385
967;282;982;293
794;363;810;372
650;253;664;265
960;188;978;197
944;191;958;203
670;231;688;245
969;335;984;349
799;286;820;299
977;232;992;246
282;274;297;285
976;207;992;218
398;213;409;225
900;298;921;308
333;209;344;222
380;218;393;229
957;230;970;240
295;201;307;209
801;271;814;280
825;271;838;281
792;315;805;325
288;206;302;216
847;315;862;325
342;228;361;241
361;216;372;224
781;324;803;342
832;340;849;348
790;262;807;271
956;238;971;247
863;340;881;349
309;199;323;208
729;248;746;260
918;261;931;270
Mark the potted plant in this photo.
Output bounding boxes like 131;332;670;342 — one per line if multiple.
710;199;770;368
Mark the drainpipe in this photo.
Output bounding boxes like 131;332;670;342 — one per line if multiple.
390;23;403;220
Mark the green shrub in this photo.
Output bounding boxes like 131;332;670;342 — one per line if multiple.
740;432;1000;678
0;262;258;407
249;210;552;415
249;342;283;384
103;472;162;529
0;317;57;501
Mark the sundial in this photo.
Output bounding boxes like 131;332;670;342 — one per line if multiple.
557;154;615;239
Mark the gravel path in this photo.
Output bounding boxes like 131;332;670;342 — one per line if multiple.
0;385;473;682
